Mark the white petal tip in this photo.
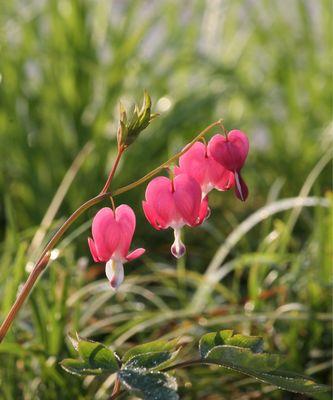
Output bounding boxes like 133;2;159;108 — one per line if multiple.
106;259;124;290
171;228;186;258
171;244;186;258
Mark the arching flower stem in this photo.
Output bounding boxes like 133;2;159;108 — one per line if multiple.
0;120;222;342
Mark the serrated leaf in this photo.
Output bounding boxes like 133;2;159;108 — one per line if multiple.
206;345;281;372
122;338;179;363
119;369;179;400
199;330;233;358
60;358;102;376
77;339;119;372
124;349;180;371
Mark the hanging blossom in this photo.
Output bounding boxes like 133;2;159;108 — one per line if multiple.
88;206;145;290
208;130;249;201
142;174;208;258
175;141;235;197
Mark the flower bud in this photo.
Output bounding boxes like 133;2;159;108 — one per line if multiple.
117;91;158;147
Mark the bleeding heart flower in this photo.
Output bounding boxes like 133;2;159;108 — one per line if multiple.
142;173;208;258
88;205;145;290
208;130;249;201
175;142;234;197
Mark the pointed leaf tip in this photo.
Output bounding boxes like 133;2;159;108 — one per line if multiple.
68;334;79;352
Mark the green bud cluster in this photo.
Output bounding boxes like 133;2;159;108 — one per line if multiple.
117;91;158;147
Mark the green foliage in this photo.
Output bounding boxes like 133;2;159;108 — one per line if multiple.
60;359;104;376
118;369;178;400
77;337;119;371
60;336;119;377
123;350;180;371
0;0;332;399
61;334;180;398
199;329;263;357
205;345;281;372
200;330;328;394
60;331;329;398
246;369;329;395
122;338;179;363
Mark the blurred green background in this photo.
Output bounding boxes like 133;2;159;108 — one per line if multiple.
0;0;332;399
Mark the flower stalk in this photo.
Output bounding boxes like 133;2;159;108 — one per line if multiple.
0;119;221;342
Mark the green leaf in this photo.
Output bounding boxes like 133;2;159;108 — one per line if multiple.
77;338;119;372
198;331;329;394
119;369;179;400
226;334;263;353
199;330;264;358
60;359;102;376
124;349;180;371
199;330;233;358
244;369;330;394
206;345;281;372
68;334;79;351
122;338;179;363
204;346;329;394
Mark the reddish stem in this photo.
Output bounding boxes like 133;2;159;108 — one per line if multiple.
100;146;125;194
110;376;121;398
0;253;50;341
0;192;111;342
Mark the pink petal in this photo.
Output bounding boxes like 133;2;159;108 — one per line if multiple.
88;237;100;262
208;131;249;172
196;195;209;225
126;248;145;261
173;174;202;226
142;201;162;230
234;172;249;201
229;129;249;158
178;142;208;188
115;205;136;259
213;167;235;191
92;208;120;261
144;176;177;228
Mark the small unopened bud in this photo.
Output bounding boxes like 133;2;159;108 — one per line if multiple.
117;91;158;148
